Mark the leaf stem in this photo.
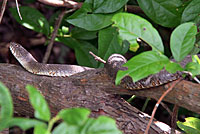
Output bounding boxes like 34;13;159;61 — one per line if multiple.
47;116;60;133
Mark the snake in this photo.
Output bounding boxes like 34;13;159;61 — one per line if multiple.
10;42;93;77
10;42;182;90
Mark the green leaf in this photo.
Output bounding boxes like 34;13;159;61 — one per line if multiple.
75;41;98;68
181;0;200;23
165;61;184;74
7;118;47;131
129;40;139;52
185;62;200;76
34;125;48;134
56;37;98;68
58;108;90;126
190;43;200;55
112;13;164;53
137;0;182;27
9;6;49;36
52;122;68;134
98;27;126;62
0;82;13;131
116;51;169;84
71;27;97;40
66;0;114;31
82;116;122;134
93;0;128;13
26;85;51;121
177;117;200;134
67;13;113;31
192;55;200;64
170;22;197;62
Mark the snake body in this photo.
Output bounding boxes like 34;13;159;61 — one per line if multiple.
105;53;182;90
10;42;183;90
10;42;92;77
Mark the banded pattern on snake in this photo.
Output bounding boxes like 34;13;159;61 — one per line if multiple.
10;42;183;90
10;42;93;77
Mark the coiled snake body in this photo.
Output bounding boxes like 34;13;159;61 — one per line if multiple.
10;42;182;90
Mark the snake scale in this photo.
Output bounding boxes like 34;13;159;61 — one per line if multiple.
10;42;182;90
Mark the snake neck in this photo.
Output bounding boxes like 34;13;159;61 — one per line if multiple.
10;42;38;70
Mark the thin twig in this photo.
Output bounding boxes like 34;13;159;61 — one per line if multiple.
42;8;75;63
183;71;200;84
15;0;22;20
89;51;106;64
0;0;8;23
160;102;172;116
171;105;179;134
145;79;181;134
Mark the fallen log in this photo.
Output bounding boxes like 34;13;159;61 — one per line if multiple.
1;63;197;133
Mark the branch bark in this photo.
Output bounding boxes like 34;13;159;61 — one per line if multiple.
37;0;143;14
0;63;185;134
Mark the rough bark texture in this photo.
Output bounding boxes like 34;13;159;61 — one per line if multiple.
1;63;198;133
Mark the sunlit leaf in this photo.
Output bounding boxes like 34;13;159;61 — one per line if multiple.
170;22;197;62
26;85;51;121
0;82;13;131
116;51;169;84
9;6;49;35
112;13;164;53
177;117;200;134
8;118;47;131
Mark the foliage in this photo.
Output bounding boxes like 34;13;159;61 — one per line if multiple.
177;117;200;134
0;82;121;134
9;0;200;82
114;15;197;84
8;0;200;132
9;6;50;36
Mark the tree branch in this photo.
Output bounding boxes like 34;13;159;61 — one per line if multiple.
42;8;75;63
37;0;82;8
0;63;184;134
37;0;143;14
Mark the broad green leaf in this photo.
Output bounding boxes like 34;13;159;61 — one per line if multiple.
170;22;197;62
181;0;200;23
8;118;47;131
66;0;115;31
82;116;122;134
137;0;182;27
9;6;49;36
0;82;13;131
67;13;113;31
165;61;184;73
75;41;98;68
34;125;48;134
116;51;169;84
98;27;125;62
93;0;128;13
56;37;98;68
177;117;200;134
26;85;51;121
185;62;200;76
52;122;68;134
58;108;90;126
71;27;97;40
112;13;164;53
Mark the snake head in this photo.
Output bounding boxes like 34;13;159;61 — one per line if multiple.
105;54;128;78
10;42;37;65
